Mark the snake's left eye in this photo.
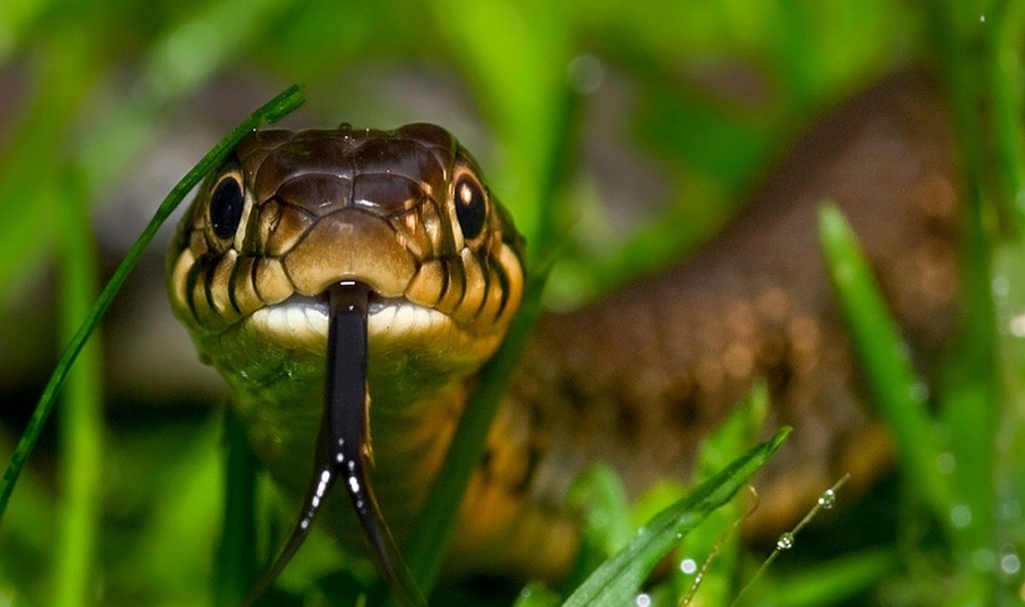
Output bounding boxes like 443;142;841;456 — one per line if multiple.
210;175;245;240
454;176;487;240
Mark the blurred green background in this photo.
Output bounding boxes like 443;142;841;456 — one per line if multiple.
1;0;1024;605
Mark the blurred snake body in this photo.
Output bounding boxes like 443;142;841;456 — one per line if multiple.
168;71;960;583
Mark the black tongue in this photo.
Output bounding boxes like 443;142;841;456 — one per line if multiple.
244;281;427;607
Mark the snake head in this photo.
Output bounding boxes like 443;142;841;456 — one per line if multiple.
167;123;528;602
168;123;526;391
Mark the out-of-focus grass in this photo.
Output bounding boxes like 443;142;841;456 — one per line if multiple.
0;0;1022;606
54;171;103;607
819;205;950;523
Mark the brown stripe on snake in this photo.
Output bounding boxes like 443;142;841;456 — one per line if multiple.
168;70;960;587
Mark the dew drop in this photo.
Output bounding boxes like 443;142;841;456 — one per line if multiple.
909;381;929;403
951;504;972;529
936;452;956;474
1001;545;1022;575
679;558;697;574
1009;313;1025;338
902;338;916;359
777;532;794;550
635;593;652;607
1001;553;1021;575
1002;499;1022;521
568;54;605;94
993;275;1010;297
818;488;836;509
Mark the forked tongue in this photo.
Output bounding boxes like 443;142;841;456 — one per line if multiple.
244;281;427;606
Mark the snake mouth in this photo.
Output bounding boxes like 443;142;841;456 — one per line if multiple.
247;288;458;348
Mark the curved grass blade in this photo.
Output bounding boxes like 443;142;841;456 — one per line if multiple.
730;474;851;606
0;84;306;524
560;427;790;607
817;203;951;528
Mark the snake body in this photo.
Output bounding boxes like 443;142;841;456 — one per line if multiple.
168;71;960;583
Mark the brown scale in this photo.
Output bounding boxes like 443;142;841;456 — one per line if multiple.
448;70;961;580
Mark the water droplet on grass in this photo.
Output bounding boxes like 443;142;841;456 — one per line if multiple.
936;452;956;474
1000;545;1021;576
818;488;836;509
951;504;972;529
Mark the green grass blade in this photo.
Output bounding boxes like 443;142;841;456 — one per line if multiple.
559;427;790;607
929;12;1002;603
0;84;306;524
215;410;260;607
817;203;951;527
991;0;1025;234
53;170;104;607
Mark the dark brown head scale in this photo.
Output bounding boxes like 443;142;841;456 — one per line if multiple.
234;126;450;215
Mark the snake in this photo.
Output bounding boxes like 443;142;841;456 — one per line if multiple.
167;69;960;596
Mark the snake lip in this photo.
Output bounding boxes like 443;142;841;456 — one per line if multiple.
270;289;413;319
247;288;454;347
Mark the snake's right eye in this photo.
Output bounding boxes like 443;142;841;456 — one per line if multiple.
454;176;487;241
209;175;245;240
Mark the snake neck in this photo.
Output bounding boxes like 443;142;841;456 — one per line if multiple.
221;336;472;545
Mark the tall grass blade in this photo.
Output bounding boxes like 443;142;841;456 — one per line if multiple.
817;204;951;526
53;170;103;607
